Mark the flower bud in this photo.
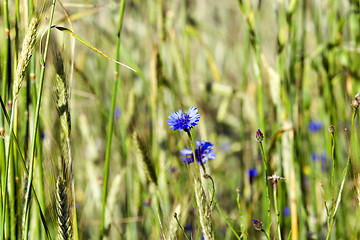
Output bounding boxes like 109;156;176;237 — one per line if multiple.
352;99;359;109
253;219;263;231
255;129;264;142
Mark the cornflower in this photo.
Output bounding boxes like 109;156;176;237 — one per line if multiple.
167;106;200;132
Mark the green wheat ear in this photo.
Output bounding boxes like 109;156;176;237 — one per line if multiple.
194;177;214;240
56;176;72;240
133;132;158;185
13;16;40;102
55;53;71;138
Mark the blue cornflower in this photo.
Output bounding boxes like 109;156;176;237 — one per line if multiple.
311;153;318;162
114;106;121;119
180;140;216;164
282;206;290;217
248;168;258;184
308;121;323;132
167;106;200;132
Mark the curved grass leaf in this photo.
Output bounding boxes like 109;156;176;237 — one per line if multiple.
52;25;136;72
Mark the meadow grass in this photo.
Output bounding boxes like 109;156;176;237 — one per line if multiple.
1;0;360;239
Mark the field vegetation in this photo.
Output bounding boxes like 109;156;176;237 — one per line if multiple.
1;0;360;239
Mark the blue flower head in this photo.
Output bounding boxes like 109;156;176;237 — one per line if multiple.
321;152;327;162
308;121;323;132
311;153;318;162
248;168;258;184
167;106;200;132
282;206;290;217
181;140;216;165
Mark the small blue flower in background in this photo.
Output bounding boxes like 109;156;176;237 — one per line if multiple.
321;152;327;162
311;153;318;162
282;206;290;217
40;131;46;141
248;168;258;184
308;121;324;132
114;106;121;119
181;140;215;164
184;223;192;232
167;106;200;132
220;142;231;153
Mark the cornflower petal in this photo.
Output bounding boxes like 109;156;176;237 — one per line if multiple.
167;107;200;132
180;140;215;165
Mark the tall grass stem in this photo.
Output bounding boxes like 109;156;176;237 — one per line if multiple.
99;1;126;239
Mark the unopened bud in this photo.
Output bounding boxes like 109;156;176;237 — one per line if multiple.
352;99;359;109
255;129;264;142
328;125;335;134
253;219;263;231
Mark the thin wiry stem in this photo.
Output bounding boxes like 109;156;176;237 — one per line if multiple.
174;213;190;240
259;141;271;235
99;1;126;239
326;108;357;240
0;0;11;235
215;201;241;240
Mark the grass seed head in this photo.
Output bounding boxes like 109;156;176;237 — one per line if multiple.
13;16;40;102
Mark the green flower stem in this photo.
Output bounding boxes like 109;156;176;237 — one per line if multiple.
174;213;190;240
215;201;241;240
185;130;202;175
273;184;281;240
330;131;335;225
261;228;271;240
236;188;247;239
99;1;126;239
259;141;271;235
326;108;357;240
